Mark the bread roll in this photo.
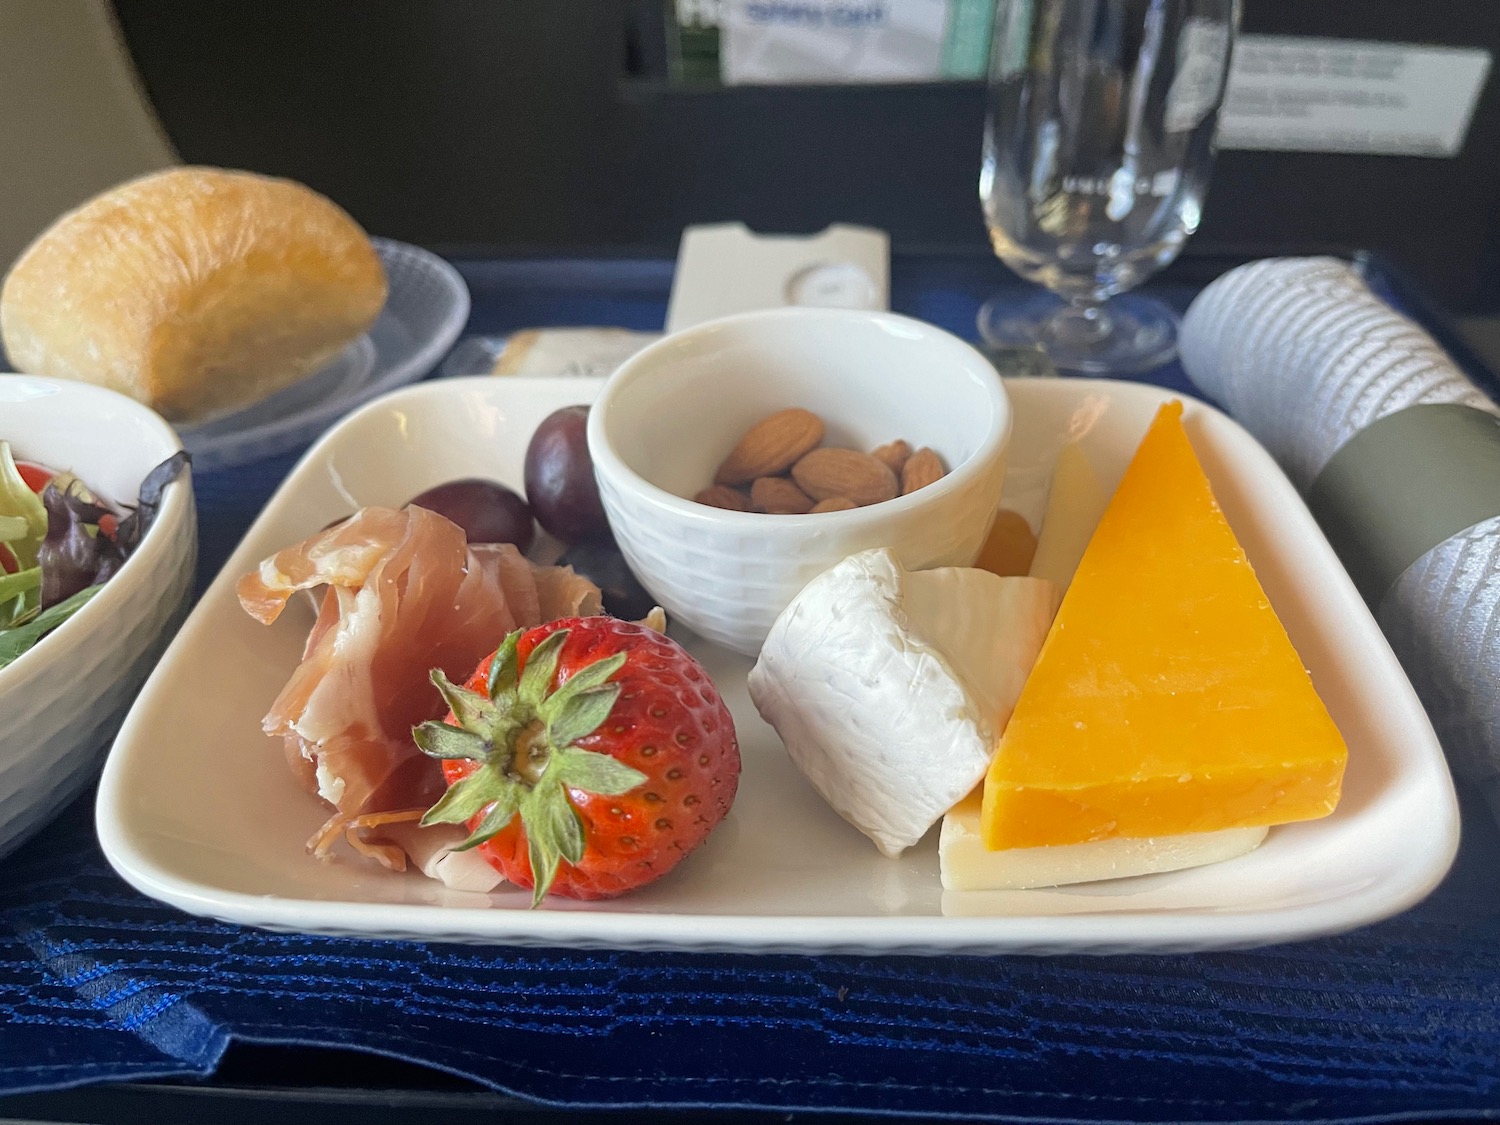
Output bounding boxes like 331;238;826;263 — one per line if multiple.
1;167;387;424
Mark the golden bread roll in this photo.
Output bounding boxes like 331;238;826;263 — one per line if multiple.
0;166;387;424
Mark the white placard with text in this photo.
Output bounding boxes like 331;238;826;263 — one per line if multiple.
1219;36;1492;158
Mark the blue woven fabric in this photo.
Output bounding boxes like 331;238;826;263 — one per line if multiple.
3;254;1499;1121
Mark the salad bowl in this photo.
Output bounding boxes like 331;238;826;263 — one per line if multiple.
0;375;196;858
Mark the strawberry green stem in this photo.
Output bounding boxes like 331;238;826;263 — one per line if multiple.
413;626;645;905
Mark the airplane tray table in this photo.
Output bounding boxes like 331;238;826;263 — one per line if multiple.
2;250;1499;1125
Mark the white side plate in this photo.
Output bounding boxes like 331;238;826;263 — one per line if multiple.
95;376;1460;955
175;239;470;472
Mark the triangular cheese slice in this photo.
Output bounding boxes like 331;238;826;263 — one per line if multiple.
980;401;1347;850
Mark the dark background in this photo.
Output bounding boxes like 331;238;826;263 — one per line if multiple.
109;0;1500;308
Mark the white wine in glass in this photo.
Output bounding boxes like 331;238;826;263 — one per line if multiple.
978;0;1237;374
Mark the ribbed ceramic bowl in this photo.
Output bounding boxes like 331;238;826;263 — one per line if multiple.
0;376;196;859
587;308;1012;656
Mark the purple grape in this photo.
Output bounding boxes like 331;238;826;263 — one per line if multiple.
408;478;535;552
559;538;655;620
523;405;610;544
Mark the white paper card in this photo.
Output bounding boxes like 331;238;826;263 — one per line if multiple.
666;222;889;333
1219;36;1492;158
720;0;951;84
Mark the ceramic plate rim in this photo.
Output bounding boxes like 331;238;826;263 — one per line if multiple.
95;375;1461;955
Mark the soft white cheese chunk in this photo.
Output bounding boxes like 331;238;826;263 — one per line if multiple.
747;548;1055;858
939;791;1269;890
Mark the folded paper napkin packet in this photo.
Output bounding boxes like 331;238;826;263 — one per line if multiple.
1179;257;1500;820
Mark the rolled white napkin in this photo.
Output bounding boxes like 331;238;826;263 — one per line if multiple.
1180;257;1500;810
1181;258;1498;486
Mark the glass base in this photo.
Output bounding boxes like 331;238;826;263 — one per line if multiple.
977;292;1180;376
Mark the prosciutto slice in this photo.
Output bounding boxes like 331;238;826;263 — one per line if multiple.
238;505;601;820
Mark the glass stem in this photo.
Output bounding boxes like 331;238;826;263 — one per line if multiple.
1046;297;1115;351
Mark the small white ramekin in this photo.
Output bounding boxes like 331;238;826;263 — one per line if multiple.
587;308;1012;655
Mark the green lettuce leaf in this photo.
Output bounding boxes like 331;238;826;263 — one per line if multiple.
0;566;40;629
0;583;102;670
0;441;46;570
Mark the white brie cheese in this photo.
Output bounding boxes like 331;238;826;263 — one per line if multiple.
747;548;1055;858
939;790;1269;890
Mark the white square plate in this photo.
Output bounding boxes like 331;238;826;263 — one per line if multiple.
95;376;1460;955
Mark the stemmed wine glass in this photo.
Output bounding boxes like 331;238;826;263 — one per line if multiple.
978;0;1238;374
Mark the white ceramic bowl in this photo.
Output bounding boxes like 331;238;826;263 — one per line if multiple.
587;308;1012;655
0;376;196;859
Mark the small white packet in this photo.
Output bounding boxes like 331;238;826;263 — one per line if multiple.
440;328;661;380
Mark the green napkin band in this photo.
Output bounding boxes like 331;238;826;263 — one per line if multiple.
1308;404;1500;608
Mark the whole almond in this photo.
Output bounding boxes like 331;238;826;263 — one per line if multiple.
901;447;946;495
714;409;825;485
751;476;814;515
871;440;912;475
792;448;898;507
694;484;751;511
810;497;857;513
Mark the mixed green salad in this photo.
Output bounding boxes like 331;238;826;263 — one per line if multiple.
0;442;189;670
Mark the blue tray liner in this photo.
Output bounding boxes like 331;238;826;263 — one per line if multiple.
5;253;1500;1122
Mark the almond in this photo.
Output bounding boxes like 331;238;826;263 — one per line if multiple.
751;476;814;515
791;448;898;507
901;447;946;495
809;496;857;513
871;439;912;475
714;409;825;485
693;484;751;511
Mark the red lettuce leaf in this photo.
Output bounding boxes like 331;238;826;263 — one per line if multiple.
36;451;190;609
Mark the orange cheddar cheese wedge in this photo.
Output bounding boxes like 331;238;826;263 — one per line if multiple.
980;401;1347;850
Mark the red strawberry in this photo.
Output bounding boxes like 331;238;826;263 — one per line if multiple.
414;616;740;903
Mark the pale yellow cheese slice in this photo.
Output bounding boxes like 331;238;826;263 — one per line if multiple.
939;789;1268;891
1028;441;1110;605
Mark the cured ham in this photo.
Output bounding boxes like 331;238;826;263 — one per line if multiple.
237;505;602;840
